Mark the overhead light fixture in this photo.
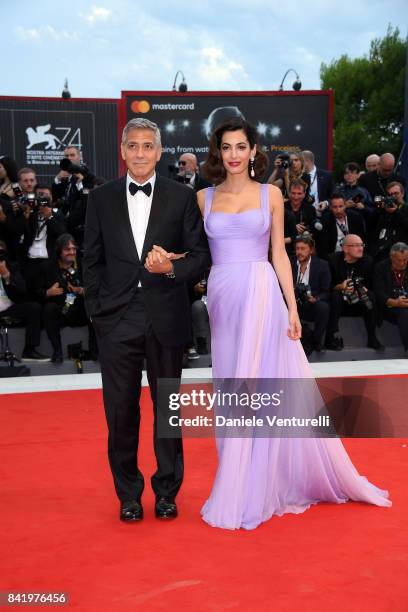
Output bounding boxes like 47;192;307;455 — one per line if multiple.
172;70;188;93
279;69;302;92
62;78;71;99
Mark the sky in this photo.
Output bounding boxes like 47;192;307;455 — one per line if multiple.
2;1;407;99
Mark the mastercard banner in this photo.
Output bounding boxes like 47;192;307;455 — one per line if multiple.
121;90;333;179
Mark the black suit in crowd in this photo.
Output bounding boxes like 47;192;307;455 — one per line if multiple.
21;210;67;299
358;170;406;199
290;255;331;346
315;168;334;202
318;209;366;260
373;259;408;350
368;205;408;262
0;199;27;261
83;174;211;503
284;201;316;233
0;259;42;351
326;252;378;343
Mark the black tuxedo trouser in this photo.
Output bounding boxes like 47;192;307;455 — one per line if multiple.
97;291;184;502
383;308;408;350
298;300;330;345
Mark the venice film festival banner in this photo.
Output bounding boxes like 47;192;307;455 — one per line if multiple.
0;97;119;182
121;91;333;178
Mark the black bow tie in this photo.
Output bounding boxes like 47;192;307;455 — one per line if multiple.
129;181;152;197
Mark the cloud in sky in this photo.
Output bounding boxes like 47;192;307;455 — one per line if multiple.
3;1;407;97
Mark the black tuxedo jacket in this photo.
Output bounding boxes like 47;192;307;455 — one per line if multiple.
290;255;331;302
83;174;211;344
318;209;366;259
316;168;334;202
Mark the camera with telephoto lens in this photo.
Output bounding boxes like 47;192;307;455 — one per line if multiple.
343;275;373;310
374;195;396;209
10;184;51;211
278;153;291;169
295;282;313;305
59;157;89;178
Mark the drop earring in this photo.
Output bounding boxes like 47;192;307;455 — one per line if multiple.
250;157;255;178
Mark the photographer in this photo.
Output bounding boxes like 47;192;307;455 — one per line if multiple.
20;185;66;298
285;179;318;238
358;153;406;199
326;234;383;351
0;240;47;361
0;156;19;201
337;163;373;218
368;182;408;263
268;152;310;200
318;194;366;260
52;146;95;247
176;153;211;191
18;168;37;194
42;234;96;363
290;234;331;352
373;243;408;356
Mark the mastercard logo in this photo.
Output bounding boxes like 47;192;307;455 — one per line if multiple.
131;100;151;113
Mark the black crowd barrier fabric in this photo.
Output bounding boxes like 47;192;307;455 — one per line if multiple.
121;91;334;177
0;96;119;182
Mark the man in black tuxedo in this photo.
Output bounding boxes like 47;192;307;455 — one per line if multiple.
83;118;210;522
290;234;331;352
302;150;334;204
318;194;366;260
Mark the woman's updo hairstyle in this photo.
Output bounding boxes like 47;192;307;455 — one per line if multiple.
203;117;269;185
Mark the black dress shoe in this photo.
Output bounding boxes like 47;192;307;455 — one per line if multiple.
155;497;178;519
21;348;50;361
120;500;143;522
324;336;343;351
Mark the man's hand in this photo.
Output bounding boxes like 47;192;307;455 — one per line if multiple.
0;205;6;224
75;172;85;184
296;223;306;234
307;295;317;304
46;282;64;297
396;296;408;308
68;282;84;296
145;244;186;274
57;170;70;181
41;206;53;219
194;282;206;295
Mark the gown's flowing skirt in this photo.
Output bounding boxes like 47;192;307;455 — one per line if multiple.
201;260;391;530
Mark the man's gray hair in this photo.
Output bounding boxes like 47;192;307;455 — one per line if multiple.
121;118;161;147
302;150;315;163
390;242;408;254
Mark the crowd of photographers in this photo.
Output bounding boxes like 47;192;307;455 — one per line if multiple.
0;146;408;365
0;147;98;363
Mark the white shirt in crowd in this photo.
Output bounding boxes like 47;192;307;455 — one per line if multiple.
296;257;311;285
0;276;13;313
308;165;319;207
28;216;48;259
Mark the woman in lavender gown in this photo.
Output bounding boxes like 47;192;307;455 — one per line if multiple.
151;117;391;530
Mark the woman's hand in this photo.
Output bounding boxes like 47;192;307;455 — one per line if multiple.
287;309;302;341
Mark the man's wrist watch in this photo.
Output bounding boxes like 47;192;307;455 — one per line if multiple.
165;262;176;279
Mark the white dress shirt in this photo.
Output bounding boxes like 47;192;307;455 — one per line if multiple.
126;172;156;286
309;165;319;206
296;257;311;285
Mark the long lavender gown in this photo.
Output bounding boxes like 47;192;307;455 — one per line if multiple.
200;184;391;530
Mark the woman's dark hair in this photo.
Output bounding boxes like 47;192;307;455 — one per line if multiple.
55;233;77;259
344;162;360;174
0;156;19;183
203;117;269;184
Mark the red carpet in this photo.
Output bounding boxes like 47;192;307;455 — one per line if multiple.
1;388;407;611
